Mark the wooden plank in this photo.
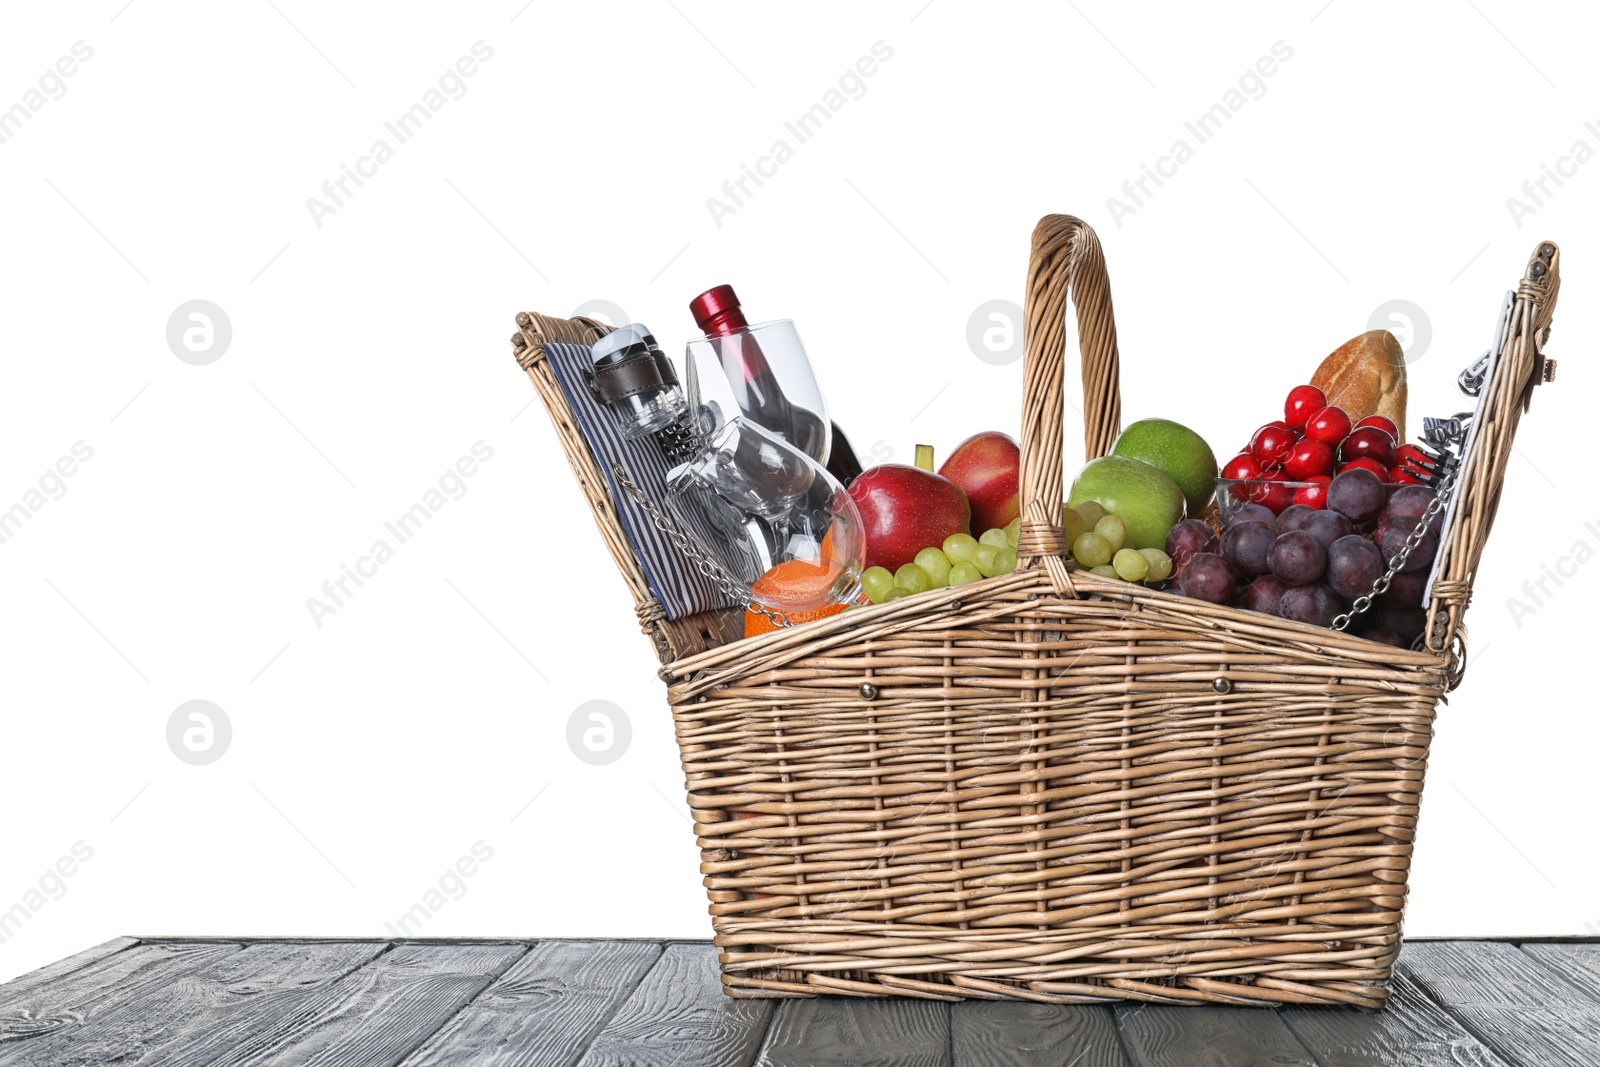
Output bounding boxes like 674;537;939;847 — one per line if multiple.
952;1002;1128;1067
204;942;528;1067
398;940;663;1067
1400;941;1600;1067
756;997;949;1067
1280;969;1514;1067
0;940;386;1066
1518;943;1600;1002
576;943;772;1067
18;938;1600;1066
0;941;243;1052
0;936;140;1009
1114;1002;1320;1067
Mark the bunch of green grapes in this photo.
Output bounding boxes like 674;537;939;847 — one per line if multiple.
861;518;1022;604
1062;502;1173;583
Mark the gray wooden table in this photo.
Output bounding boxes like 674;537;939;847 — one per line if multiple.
1;937;1596;1065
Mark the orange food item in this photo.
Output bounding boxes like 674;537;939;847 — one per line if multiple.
820;526;838;565
743;559;850;639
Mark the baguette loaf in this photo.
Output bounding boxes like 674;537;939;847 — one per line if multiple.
1310;330;1407;440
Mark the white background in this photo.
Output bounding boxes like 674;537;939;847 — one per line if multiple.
1;0;1593;984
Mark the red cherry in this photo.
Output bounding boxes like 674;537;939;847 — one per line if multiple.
1223;480;1259;506
1284;438;1335;480
1339;426;1397;468
1304;406;1352;445
1222;453;1263;481
1389;464;1422;486
1257;468;1293;513
1355;415;1399;439
1340;457;1390;481
1284;385;1327;429
1394;443;1431;469
1250;423;1295;467
1396;456;1434;481
1293;474;1331;509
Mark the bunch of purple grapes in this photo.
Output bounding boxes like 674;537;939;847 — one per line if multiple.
1165;468;1442;646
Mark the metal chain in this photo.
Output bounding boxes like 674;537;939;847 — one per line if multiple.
1331;464;1459;632
609;463;792;629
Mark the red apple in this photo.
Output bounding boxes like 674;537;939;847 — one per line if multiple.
938;432;1020;533
848;465;971;571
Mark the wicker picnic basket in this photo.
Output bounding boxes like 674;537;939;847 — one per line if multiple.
512;215;1560;1008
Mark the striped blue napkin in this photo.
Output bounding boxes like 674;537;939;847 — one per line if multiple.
544;341;740;620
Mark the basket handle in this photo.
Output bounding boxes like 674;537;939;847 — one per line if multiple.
1017;215;1122;565
1426;240;1561;653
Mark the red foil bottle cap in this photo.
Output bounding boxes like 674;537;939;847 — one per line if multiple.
689;284;748;335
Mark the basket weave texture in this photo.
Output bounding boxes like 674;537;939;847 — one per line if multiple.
513;216;1559;1008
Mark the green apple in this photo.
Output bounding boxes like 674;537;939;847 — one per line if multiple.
1068;456;1186;550
1111;418;1218;517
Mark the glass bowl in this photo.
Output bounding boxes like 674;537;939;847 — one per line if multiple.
1216;474;1428;525
1216;476;1332;519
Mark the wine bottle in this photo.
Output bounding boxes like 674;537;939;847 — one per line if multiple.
688;285;795;432
688;284;856;475
825;423;864;486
